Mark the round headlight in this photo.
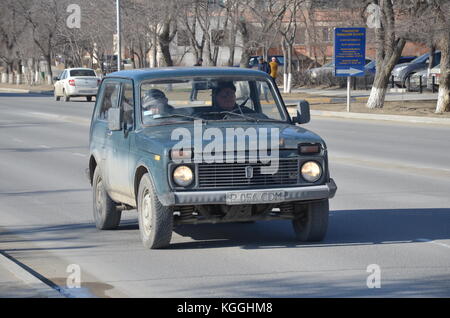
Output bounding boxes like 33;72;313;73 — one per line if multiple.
301;161;322;182
173;165;194;187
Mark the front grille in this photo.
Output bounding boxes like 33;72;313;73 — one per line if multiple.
197;159;299;189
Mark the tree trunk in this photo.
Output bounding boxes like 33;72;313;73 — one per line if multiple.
45;53;53;84
238;21;251;68
366;0;406;109
367;77;389;109
435;32;450;113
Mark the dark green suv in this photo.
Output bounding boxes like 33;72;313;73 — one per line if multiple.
88;67;337;249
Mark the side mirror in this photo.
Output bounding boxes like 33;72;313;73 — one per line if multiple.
294;100;310;124
108;108;122;131
53;77;59;81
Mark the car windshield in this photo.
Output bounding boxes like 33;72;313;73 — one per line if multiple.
273;56;284;64
70;70;96;77
410;53;429;64
140;77;288;126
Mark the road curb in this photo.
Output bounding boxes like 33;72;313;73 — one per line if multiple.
0;251;63;298
0;88;53;95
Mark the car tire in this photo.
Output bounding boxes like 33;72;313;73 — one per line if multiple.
54;91;60;101
403;74;412;90
87;96;93;102
92;166;121;230
292;200;329;242
63;89;70;102
137;173;173;249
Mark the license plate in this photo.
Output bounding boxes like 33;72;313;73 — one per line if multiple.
226;191;285;205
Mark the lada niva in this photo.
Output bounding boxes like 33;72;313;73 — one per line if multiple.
88;67;337;249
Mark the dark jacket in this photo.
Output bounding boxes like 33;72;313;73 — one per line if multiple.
257;61;271;74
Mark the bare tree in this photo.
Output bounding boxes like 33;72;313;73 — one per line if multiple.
179;0;206;63
366;0;406;109
248;0;288;59
417;0;450;113
17;0;69;83
280;0;305;93
0;0;28;81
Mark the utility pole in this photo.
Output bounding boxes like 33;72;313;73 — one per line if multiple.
116;0;121;71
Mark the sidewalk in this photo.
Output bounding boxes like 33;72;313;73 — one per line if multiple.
290;87;438;103
0;252;62;298
0;84;53;95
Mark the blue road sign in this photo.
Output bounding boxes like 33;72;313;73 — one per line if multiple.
334;28;366;77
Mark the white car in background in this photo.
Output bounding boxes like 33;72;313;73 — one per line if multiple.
54;68;100;102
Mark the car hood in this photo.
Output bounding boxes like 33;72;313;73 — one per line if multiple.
392;62;426;77
136;121;325;156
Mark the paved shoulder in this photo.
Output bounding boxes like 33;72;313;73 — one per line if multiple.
0;251;63;298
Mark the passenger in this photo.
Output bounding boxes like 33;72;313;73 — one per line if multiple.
142;89;174;117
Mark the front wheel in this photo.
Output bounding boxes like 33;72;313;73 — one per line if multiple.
137;173;173;249
292;200;329;242
54;91;60;101
92;166;121;230
86;96;93;102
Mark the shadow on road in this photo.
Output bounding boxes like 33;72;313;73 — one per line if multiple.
0;93;52;98
0;188;90;198
1;208;448;251
170;208;450;250
0;145;88;153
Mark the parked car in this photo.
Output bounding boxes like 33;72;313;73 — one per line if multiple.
248;55;284;68
391;51;441;88
429;64;441;88
102;55;125;74
409;68;429;89
308;59;372;79
364;56;417;74
53;68;100;102
88;67;337;249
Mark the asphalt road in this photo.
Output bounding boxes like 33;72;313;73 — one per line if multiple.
0;93;449;298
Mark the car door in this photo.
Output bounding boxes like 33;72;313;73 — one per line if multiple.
55;70;66;95
104;79;135;201
90;79;121;196
61;70;69;95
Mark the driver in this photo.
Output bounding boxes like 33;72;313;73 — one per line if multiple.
212;81;254;113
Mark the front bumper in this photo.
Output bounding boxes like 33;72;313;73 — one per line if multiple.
159;179;337;206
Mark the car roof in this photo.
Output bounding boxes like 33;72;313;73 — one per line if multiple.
66;68;96;71
106;67;271;81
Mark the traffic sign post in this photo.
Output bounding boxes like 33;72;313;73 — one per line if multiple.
334;28;366;112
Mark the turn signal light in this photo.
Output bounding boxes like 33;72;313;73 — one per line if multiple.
298;143;321;154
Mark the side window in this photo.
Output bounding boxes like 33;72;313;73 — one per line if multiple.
121;82;134;125
435;54;441;66
99;81;121;120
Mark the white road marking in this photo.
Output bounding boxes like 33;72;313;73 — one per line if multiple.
417;238;450;249
39;145;51;149
72;153;87;157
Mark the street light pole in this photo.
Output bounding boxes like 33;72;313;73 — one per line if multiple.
116;0;121;71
